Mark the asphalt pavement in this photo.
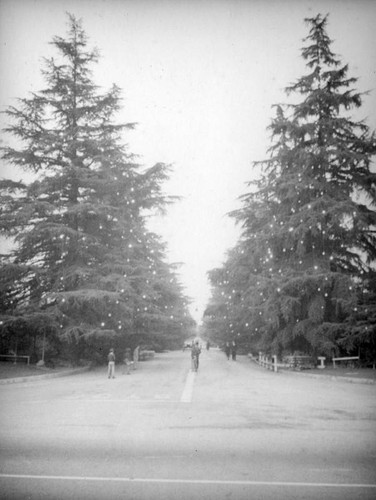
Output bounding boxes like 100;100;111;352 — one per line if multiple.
0;348;375;499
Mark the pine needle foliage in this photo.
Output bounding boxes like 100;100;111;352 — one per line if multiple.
204;14;376;361
0;14;192;363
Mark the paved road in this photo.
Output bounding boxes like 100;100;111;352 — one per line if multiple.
1;349;375;499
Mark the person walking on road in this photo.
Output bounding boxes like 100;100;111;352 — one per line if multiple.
191;341;201;372
231;341;237;361
225;342;231;360
107;348;116;378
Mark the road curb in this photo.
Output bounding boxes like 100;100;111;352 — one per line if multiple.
0;366;91;385
279;369;376;385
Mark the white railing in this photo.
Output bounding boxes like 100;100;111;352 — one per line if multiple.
250;353;316;372
0;354;30;365
256;353;280;372
252;353;361;371
332;356;359;368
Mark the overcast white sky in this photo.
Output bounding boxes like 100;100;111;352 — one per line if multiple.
1;0;375;323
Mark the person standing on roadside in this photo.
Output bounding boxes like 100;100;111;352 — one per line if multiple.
123;348;132;375
107;348;116;379
225;342;231;360
231;341;237;361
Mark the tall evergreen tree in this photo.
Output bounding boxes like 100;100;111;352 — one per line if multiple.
0;14;192;363
204;14;376;361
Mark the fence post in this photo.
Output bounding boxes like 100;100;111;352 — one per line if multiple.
272;355;278;372
318;356;326;369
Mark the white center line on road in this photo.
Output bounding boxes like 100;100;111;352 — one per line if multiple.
0;474;375;489
180;370;196;403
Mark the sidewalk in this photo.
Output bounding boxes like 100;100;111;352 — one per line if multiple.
0;362;91;385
